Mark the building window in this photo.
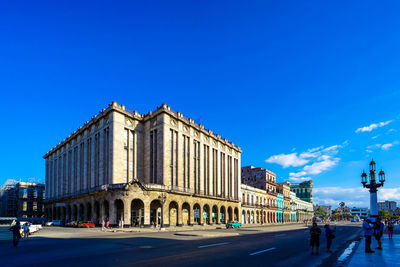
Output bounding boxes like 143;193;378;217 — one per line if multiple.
87;138;91;189
193;140;200;193
227;155;232;198
220;152;225;197
94;133;100;187
203;145;210;195
212;149;218;196
170;129;178;187
182;135;190;189
80;142;85;191
124;129;129;182
74;147;78;191
150;129;158;183
234;158;238;200
62;153;66;196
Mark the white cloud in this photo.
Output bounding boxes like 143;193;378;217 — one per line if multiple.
288;177;312;182
265;153;309;168
367;141;398;151
313;187;400;207
303;157;340;175
356;120;392;133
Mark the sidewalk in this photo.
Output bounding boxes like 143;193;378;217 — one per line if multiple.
347;226;400;267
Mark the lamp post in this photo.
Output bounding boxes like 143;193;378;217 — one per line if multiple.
158;192;167;229
361;159;385;219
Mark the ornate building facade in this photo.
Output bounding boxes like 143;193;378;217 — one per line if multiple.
277;182;291;223
44;102;241;226
240;184;276;224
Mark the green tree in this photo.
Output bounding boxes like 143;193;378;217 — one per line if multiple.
314;206;327;219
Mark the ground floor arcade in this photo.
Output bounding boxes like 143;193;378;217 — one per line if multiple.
45;183;240;227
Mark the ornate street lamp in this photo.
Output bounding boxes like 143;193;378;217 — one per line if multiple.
361;159;385;219
158;192;167;228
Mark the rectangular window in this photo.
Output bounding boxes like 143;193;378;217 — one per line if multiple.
203;145;209;195
124;129;129;182
150;129;158;183
80;142;84;191
193;140;200;193
182;135;190;189
62;153;66;196
68;150;72;193
87;138;91;189
74;147;78;192
95;133;100;187
170;129;178;187
220;152;225;197
129;129;134;182
212;149;218;196
234;158;238;200
54;158;58;198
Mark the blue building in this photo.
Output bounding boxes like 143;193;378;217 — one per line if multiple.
276;193;284;223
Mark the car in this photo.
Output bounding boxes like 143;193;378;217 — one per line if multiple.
19;221;40;234
51;220;63;226
316;219;322;222
226;221;242;229
77;221;95;228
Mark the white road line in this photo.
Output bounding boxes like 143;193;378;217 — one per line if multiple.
198;242;231;249
249;247;276;256
275;234;286;237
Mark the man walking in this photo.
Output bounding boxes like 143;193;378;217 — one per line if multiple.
9;221;22;247
374;218;384;250
310;222;322;255
363;219;374;253
22;223;29;238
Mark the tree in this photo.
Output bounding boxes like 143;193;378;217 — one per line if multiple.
314;206;327;219
379;209;390;219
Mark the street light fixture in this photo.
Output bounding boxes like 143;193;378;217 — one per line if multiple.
361;159;385;219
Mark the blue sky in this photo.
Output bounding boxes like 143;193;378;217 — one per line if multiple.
1;1;399;207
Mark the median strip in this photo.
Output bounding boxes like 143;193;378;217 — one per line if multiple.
249;247;276;256
198;242;231;249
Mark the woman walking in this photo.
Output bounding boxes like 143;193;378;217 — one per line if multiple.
324;224;336;252
387;222;394;240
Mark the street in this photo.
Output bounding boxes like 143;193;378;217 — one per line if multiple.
0;223;362;267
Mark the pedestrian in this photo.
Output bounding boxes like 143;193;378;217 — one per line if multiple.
374;218;384;250
324;224;336;252
310;222;322;255
22;223;29;238
9;221;22;247
118;220;122;229
363;219;374;253
387;222;394;239
101;219;105;231
106;220;110;229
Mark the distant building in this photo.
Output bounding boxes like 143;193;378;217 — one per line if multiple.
314;204;332;217
276;193;284;223
378;201;397;211
277;182;291;223
0;181;45;218
295;197;314;222
350;207;369;219
290;180;313;203
290;191;297;222
240;184;276;224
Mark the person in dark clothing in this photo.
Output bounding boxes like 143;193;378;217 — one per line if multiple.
324;224;336;252
374;218;385;250
387;222;394;239
310;222;322;255
9;221;22;247
363;219;374;253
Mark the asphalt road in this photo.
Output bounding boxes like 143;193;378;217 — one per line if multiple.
0;223;362;267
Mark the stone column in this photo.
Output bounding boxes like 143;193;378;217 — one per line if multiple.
162;202;169;227
109;200;116;225
178;203;183;226
144;201;151;226
123;199;131;227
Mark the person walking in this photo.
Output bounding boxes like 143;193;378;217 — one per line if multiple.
310;222;322;255
22;223;29;238
101;219;105;231
387;222;394;240
9;221;22;247
363;219;374;253
106;220;110;229
374;218;385;250
324;224;336;252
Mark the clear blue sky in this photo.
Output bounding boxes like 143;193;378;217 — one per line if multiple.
1;1;399;207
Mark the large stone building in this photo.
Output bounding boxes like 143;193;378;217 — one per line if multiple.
240;184;276;224
277;182;291;223
0;180;45;218
290;180;313;204
44;102;241;227
241;166;277;223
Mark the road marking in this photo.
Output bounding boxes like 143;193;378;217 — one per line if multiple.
198;242;230;249
249;247;276;256
275;234;286;237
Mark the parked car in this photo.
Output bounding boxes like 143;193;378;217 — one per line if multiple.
78;221;95;228
226;221;242;229
52;220;63;226
45;221;53;226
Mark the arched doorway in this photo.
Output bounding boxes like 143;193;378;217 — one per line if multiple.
220;206;226;224
87;203;92;221
103;200;109;221
234;207;239;222
131;199;144;227
79;204;84;221
150;199;162;226
242;211;245;224
247;210;250;224
227;207;233;223
203;205;210;224
193;204;201;224
72;205;77;221
94;202;100;223
169;201;179;226
182;203;190;225
256;211;259;223
115;199;124;224
212;205;218;224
